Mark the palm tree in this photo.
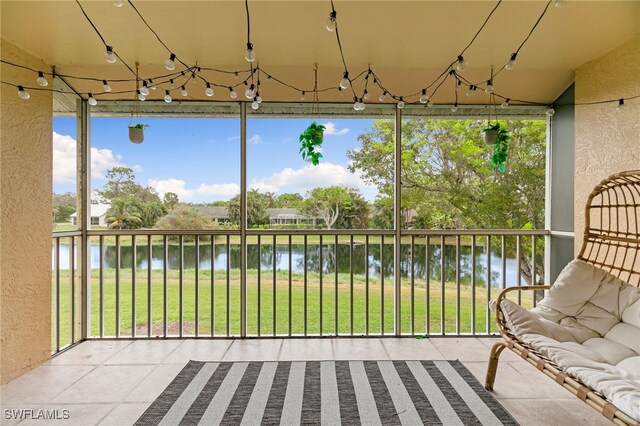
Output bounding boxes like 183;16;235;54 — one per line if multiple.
106;198;142;229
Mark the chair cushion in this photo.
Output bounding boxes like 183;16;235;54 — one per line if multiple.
496;259;640;421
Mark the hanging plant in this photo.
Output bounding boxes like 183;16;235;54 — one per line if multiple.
128;123;149;144
481;122;500;145
489;123;511;173
299;121;325;166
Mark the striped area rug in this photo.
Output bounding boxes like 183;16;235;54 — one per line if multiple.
136;360;518;425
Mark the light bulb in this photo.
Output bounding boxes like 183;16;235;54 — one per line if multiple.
360;100;366;110
363;91;370;101
88;93;97;106
338;87;344;96
36;72;48;87
616;99;626;111
256;95;263;104
379;91;386;102
102;80;112;92
546;107;555;116
554;0;564;8
326;11;337;31
301;91;306;101
251;99;259;110
17;86;30;100
137;90;146;101
148;79;157;90
397;99;405;109
451;103;458;112
339;72;350;89
466;85;476;97
139;82;149;96
485;80;494;94
426;100;433;107
205;83;214;97
506;53;517;71
104;46;117;63
165;54;176;71
229;88;237;99
353;101;359;111
245;43;256;62
164;91;172;103
501;98;510;108
456;55;468;71
112;1;123;6
181;86;188;97
245;84;255;99
419;89;429;104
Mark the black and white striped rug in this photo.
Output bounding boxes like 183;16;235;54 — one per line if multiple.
136;360;518;425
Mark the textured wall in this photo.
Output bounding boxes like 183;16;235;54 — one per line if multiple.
574;35;640;254
0;39;53;384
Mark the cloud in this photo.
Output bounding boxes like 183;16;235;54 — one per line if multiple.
148;178;239;201
248;134;263;144
53;131;139;185
322;122;349;136
249;162;376;199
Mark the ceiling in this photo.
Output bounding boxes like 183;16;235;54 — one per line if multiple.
2;1;639;105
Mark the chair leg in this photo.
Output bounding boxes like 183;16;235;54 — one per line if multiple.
485;340;508;391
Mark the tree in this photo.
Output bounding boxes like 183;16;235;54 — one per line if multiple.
98;166;161;203
53;204;76;223
276;193;304;208
301;186;352;230
227;189;270;228
335;187;371;229
106;197;142;229
136;200;167;228
155;205;215;230
163;192;179;210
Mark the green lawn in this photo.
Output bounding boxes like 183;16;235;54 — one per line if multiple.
52;268;534;349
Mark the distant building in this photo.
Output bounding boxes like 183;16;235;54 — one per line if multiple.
70;204;111;227
267;208;318;227
191;206;233;224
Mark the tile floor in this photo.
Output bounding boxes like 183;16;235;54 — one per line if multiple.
0;338;612;425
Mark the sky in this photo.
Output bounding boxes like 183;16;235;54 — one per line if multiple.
53;115;382;203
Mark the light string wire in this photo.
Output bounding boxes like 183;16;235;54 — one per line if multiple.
1;0;635;109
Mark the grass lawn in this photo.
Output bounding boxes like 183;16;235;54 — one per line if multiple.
52;268;534;349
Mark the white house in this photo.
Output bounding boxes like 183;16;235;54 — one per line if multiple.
70;204;110;227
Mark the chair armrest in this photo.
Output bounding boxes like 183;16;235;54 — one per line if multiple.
494;285;552;339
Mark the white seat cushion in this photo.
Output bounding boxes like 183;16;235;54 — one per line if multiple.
496;260;640;421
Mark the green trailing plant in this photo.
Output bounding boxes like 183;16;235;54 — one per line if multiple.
128;123;149;129
489;123;511;173
299;122;325;166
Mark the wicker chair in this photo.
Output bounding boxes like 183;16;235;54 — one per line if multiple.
485;170;640;426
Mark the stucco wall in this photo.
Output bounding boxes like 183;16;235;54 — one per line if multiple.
574;35;640;254
0;39;53;384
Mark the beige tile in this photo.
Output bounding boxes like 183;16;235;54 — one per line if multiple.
381;338;445;360
498;398;612;426
52;365;155;403
9;404;114;426
99;403;149;425
278;339;333;361
462;361;552;399
476;337;523;362
123;364;186;402
222;339;283;361
430;337;491;361
0;365;95;404
333;338;389;360
162;339;232;363
506;360;579;399
104;340;182;364
46;341;133;365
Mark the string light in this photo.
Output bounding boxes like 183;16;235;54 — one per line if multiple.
466;85;477;97
616;99;626;111
451;103;458;112
245;43;256;62
104;46;117;64
36;71;48;87
501;98;510;108
456;55;468;72
301;91;306;100
379;90;386;102
112;1;123;7
251;97;259;110
485;79;494;93
419;89;429;104
148;78;157;90
164;90;172;103
102;80;112;92
339;71;350;89
554;0;564;8
139;81;149;96
137;90;146;101
205;82;214;96
229;87;237;99
546;107;555;116
363;89;370;101
164;54;176;71
506;53;517;70
88;93;97;106
256;92;263;103
17;85;30;100
181;85;188;97
245;83;255;99
397;97;405;109
326;10;337;32
169;79;175;89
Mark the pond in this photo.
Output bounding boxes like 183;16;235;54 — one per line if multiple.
56;241;529;287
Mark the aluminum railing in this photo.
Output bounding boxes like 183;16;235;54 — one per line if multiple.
51;229;547;352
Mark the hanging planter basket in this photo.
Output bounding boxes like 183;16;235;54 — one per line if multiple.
481;123;500;145
128;124;148;144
